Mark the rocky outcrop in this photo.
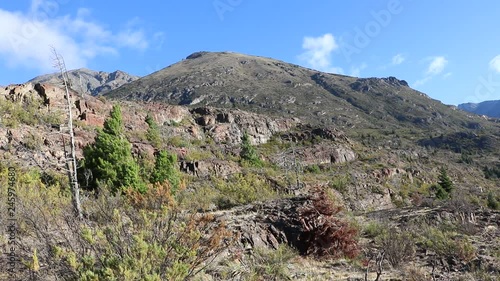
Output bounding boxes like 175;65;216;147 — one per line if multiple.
297;144;356;166
281;124;349;143
211;196;308;252
191;107;299;145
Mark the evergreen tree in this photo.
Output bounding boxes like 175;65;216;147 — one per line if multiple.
150;150;180;192
145;113;161;148
437;167;453;194
83;105;146;193
240;132;263;167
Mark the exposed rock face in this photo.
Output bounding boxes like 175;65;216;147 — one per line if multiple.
281;124;349;143
0;83;109;125
29;68;139;96
212;196;308;252
191;107;299;145
281;144;356;167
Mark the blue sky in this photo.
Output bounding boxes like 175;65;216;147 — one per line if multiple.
1;0;500;105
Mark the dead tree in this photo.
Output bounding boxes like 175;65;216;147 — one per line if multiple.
51;47;83;219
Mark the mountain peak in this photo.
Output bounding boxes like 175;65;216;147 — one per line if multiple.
459;100;500;118
103;51;488;132
29;68;139;96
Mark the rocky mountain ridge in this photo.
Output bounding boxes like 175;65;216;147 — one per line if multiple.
29;68;139;96
104;51;499;136
459;100;500;118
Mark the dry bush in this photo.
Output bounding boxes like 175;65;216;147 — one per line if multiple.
378;228;415;268
402;265;431;281
297;187;359;259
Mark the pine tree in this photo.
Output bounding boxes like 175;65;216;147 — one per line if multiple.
145;113;161;148
150;150;180;192
83;105;146;193
438;167;453;194
240;132;263;167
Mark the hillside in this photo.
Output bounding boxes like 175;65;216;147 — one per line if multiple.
105;52;499;135
0;53;499;280
29;68;139;96
459;100;500;118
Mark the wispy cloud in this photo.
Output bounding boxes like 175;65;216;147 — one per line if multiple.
489;55;500;73
299;33;343;74
426;56;448;75
0;1;153;72
413;56;449;87
392;53;405;65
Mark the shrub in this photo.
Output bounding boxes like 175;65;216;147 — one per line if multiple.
487;192;499;210
483;164;500;179
362;221;386;239
214;173;277;209
240;132;264;167
329;174;350;195
420;227;476;263
297;187;359;259
168;136;189;148
377;228;415;268
219;244;297;281
305;164;321;174
71;181;233;280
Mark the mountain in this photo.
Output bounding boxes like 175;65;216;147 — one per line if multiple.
105;51;496;135
459;100;500;118
29;68;139;96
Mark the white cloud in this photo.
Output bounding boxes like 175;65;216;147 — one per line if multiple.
426;56;448;75
392;54;405;65
299;33;343;74
0;1;152;72
489;55;500;73
413;56;449;87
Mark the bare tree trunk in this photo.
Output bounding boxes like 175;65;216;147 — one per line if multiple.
51;47;83;219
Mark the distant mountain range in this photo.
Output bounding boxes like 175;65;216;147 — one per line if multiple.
29;68;139;96
459;100;500;118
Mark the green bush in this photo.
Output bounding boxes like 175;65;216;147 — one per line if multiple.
419;227;476;263
305;164;321;174
214;173;277;209
487;192;499;210
362;221;386;239
329;174;350;195
0;98;64;128
240;132;264;167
